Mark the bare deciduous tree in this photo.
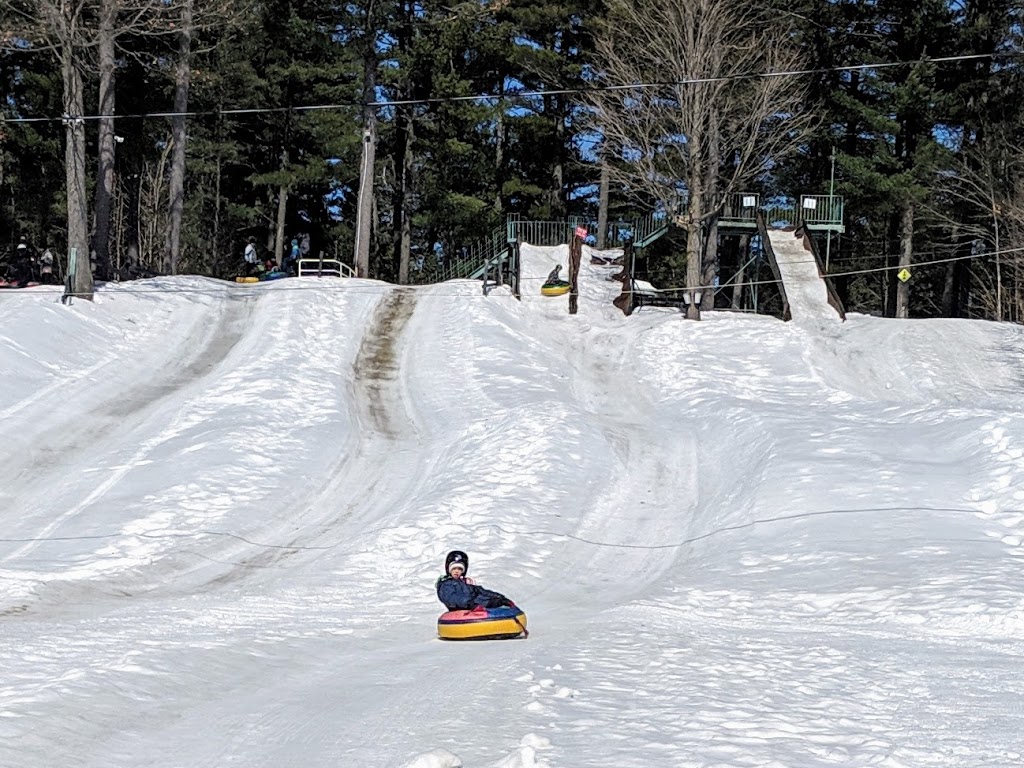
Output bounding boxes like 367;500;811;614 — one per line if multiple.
163;0;193;275
2;0;195;292
586;0;813;318
93;0;117;280
941;138;1024;322
159;0;246;274
2;0;94;297
93;0;170;279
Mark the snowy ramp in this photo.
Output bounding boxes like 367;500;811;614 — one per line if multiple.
764;228;844;323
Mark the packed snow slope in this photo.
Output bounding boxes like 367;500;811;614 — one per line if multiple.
765;228;840;323
2;249;1024;768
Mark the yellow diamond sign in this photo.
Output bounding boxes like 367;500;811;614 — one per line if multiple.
897;268;912;283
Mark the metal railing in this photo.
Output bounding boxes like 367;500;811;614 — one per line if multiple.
409;226;509;285
507;217;573;246
297;257;355;278
506;215;589;247
720;192;760;228
758;195;845;232
628;192;844;246
630;196;687;248
799;195;845;232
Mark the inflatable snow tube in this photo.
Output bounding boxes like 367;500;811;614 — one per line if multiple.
540;281;570;297
437;605;528;640
235;276;260;283
262;271;289;281
0;280;40;289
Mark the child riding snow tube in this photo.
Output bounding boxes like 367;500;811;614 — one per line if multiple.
436;550;528;640
541;264;571;296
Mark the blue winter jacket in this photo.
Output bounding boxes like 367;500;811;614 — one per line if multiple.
436;576;512;611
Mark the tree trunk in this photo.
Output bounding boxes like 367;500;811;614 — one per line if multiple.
62;43;93;298
494;88;505;215
163;0;193;274
1014;248;1021;324
550;97;565;219
393;104;413;285
701;114;720;311
896;200;913;319
941;259;956;317
732;234;749;310
701;218;718;311
597;153;609;249
213;151;221;263
685;209;703;320
391;1;413;285
354;12;377;279
274;180;288;268
685;163;704;320
92;0;117;281
993;213;1002;321
883;227;895;317
127;170;141;268
264;188;275;255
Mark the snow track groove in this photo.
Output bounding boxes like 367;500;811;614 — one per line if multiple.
1;294;258;566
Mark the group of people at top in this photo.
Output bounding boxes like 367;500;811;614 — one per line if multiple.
242;235;308;278
2;242;59;286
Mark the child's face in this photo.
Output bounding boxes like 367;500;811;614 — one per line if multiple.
449;566;465;579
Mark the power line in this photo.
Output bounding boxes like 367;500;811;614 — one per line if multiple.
1;52;1010;124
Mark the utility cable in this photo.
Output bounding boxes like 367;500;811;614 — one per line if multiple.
0;52;1009;124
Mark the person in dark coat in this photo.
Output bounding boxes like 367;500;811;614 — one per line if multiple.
10;242;37;286
435;550;514;612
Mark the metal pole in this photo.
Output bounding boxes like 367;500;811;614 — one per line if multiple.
826;147;835;270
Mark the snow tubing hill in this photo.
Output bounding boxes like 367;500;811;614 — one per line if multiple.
437;606;528;640
541;281;570;297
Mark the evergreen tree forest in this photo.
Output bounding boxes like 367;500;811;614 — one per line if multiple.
2;0;1023;320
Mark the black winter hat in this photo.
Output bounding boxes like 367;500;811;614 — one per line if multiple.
445;550;469;575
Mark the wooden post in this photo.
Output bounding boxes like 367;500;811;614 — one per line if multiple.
512;240;521;300
569;236;582;315
613;239;635;316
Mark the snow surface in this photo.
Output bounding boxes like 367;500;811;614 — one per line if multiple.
765;229;841;324
2;250;1024;767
